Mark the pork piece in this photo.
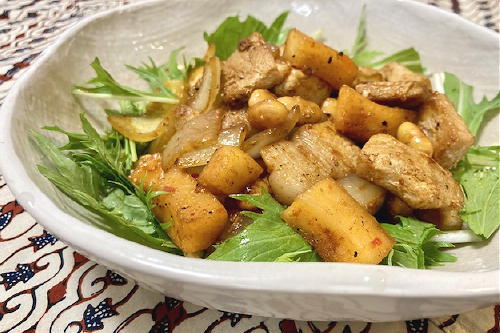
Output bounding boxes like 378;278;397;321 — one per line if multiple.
261;121;361;204
261;141;323;205
274;68;332;105
384;194;413;217
415;207;463;231
221;32;290;107
418;92;475;169
380;62;432;89
355;81;430;108
356;134;464;209
352;66;384;85
291;121;360;179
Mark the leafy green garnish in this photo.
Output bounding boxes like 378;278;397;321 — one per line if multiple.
349;4;369;59
105;100;148;116
184;56;206;75
32;115;178;252
73;57;178;104
126;48;186;95
45;114;135;191
347;6;424;73
443;72;500;136
452;146;500;239
381;216;456;269
102;188;158;234
207;190;320;262
203;12;289;60
358;48;424;73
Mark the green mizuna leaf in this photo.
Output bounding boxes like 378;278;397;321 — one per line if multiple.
183;56;206;75
73;57;178;104
349;4;368;59
452;146;500;239
102;189;160;235
361;48;424;73
207;190;321;262
381;216;456;269
204;12;289;60
32;116;179;252
46;114;137;187
347;6;425;73
126;48;188;95
443;72;500;136
31;131;103;199
105;100;148;116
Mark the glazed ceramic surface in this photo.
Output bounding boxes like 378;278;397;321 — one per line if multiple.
0;0;499;322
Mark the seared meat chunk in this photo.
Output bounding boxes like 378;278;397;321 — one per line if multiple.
221;32;290;107
384;194;413;217
355;81;430;108
291;121;360;179
415;207;463;231
262;121;361;204
418;92;475;169
261;141;323;205
356;134;464;210
380;62;431;89
274;68;332;105
352;66;384;85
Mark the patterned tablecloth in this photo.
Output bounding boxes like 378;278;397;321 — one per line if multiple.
0;1;498;332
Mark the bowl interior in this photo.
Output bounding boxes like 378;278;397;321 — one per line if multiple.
4;0;499;273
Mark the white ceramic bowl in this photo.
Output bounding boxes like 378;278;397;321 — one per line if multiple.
0;0;499;322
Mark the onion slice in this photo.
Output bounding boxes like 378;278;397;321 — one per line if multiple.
190;57;221;114
176;117;248;168
162;108;224;168
108;102;175;142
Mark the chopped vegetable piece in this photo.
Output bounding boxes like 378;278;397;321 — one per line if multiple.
108;102;176;142
282;29;358;90
334;85;417;143
281;178;394;264
208;190;320;262
130;154;228;254
199;146;263;195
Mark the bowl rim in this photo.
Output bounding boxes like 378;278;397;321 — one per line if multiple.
0;0;498;300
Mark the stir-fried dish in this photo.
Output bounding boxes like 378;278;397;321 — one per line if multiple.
33;9;500;268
